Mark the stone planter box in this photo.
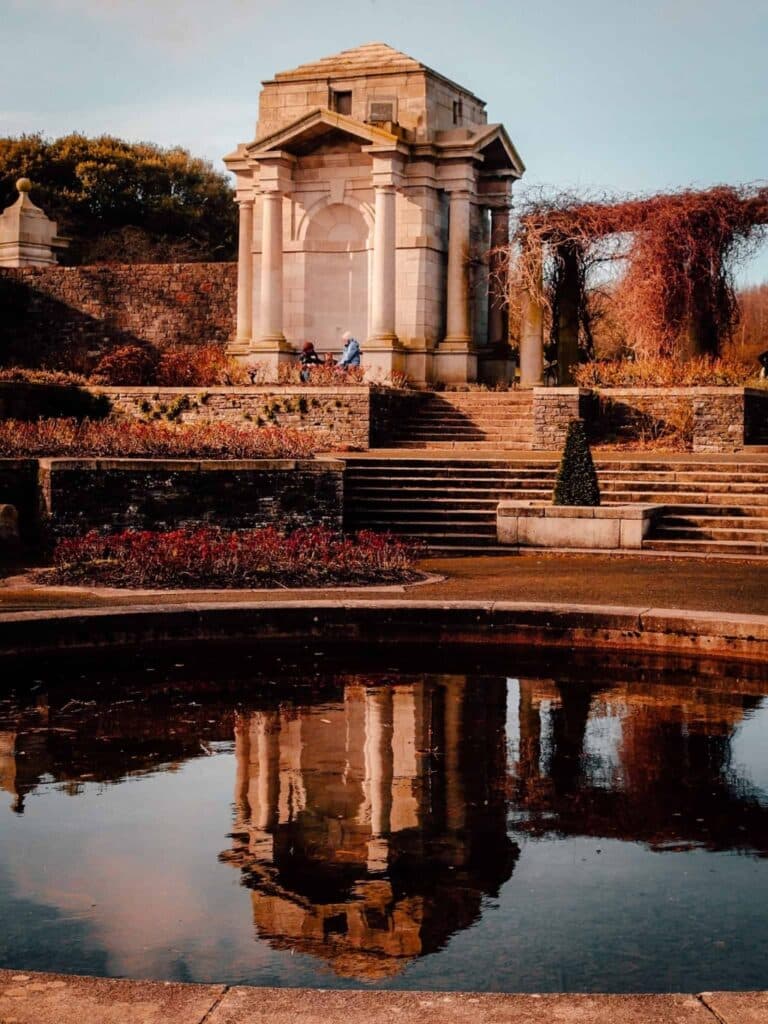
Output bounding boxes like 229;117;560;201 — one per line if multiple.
497;500;662;550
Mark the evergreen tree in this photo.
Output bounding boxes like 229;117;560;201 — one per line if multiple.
553;419;600;506
0;133;236;264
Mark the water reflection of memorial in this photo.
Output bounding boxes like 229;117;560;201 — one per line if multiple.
508;676;768;855
220;677;517;979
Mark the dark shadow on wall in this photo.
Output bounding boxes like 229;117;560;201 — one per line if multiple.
0;264;237;371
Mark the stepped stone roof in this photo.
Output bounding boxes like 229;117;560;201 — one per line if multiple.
269;42;484;102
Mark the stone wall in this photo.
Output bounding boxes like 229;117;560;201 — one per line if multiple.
592;388;768;452
0;459;38;542
0;263;236;367
369;387;425;446
531;388;594;450
37;458;344;537
97;385;373;449
533;387;768;453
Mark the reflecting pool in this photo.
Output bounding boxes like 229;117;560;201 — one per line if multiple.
1;646;767;991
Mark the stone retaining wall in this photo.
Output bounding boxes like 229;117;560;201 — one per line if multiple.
0;263;236;367
531;387;595;449
534;386;768;452
0;459;345;541
0;459;38;541
37;457;344;537
96;385;372;449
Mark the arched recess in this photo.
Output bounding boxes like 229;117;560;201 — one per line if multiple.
303;202;371;350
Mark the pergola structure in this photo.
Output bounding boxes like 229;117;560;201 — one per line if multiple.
516;185;768;386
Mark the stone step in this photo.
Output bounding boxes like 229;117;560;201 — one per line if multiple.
391;429;534;439
652;525;768;541
354;519;497;534
390;442;534;450
643;538;768;555
661;514;768;528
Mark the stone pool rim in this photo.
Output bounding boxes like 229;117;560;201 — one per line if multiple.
2;599;768;661
0;970;765;1023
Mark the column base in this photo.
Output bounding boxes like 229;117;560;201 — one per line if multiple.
364;336;405;383
227;336;252;359
433;340;478;385
238;337;295;382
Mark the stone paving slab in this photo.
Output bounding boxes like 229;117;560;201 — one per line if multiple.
207;988;715;1024
0;970;224;1024
701;991;768;1023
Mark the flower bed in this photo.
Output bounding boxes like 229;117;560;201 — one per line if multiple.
51;526;420;588
0;418;322;459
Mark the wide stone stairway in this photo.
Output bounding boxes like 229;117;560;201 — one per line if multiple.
382;391;534;450
344;456;768;556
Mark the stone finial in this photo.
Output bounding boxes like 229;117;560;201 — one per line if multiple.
0;178;69;268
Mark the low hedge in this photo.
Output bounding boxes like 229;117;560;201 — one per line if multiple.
0;418;322;459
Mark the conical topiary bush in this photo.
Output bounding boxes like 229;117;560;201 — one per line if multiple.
553;419;600;506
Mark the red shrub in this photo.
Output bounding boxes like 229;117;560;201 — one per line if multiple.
51;526;420;588
90;345;159;385
156;344;249;386
0;418;322;459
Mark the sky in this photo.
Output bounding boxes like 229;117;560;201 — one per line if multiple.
3;0;767;280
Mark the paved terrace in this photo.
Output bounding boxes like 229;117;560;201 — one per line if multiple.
0;971;766;1024
1;552;766;617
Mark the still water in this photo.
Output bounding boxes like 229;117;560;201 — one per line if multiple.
1;645;767;991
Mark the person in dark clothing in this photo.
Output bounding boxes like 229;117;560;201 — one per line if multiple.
299;341;322;382
758;350;768;380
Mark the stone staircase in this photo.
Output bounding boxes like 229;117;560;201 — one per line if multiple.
344;456;768;556
381;391;534;450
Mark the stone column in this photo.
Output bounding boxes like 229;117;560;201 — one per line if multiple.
258;189;285;345
519;243;544;387
445;189;472;344
488;205;510;346
370;183;397;343
235;198;253;345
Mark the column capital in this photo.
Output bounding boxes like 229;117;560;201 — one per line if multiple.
366;146;406;189
255;150;296;195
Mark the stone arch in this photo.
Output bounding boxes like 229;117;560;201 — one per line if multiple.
302;201;371;350
298;196;373;247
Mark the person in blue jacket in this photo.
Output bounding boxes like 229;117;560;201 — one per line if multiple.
338;331;361;369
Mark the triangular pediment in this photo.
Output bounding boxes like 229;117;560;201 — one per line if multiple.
474;124;525;177
434;124;525;178
246;109;401;159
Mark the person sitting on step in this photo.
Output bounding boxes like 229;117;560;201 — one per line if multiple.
337;331;361;371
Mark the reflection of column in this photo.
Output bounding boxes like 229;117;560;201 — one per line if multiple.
443;679;466;831
235;198;254;343
370;184;398;343
445;190;472;343
277;715;305;825
364;688;393;871
391;685;418;832
242;711;280;863
517;679;541;794
258;190;285;344
488;206;510;346
234;713;251;821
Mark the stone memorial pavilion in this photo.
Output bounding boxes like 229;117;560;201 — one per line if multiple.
224;43;525;384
